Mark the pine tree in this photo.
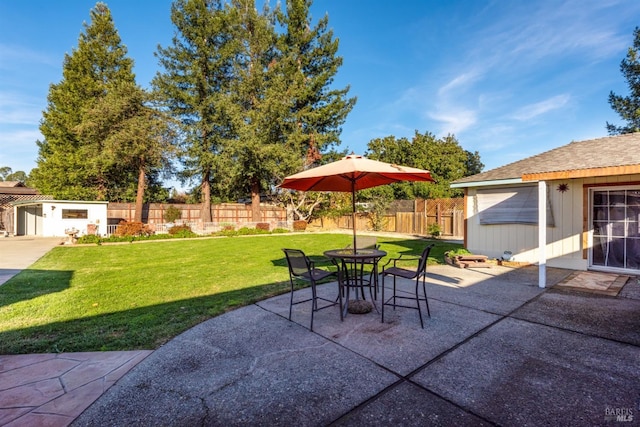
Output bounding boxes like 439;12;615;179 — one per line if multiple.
607;26;640;135
154;0;354;222
152;0;237;223
276;0;356;162
221;0;282;221
31;3;140;200
220;0;356;221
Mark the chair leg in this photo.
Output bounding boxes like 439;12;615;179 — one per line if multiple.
337;270;344;322
415;278;424;329
422;276;431;318
288;279;294;321
381;273;386;323
392;276;397;310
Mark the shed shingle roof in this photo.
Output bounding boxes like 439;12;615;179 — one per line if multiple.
453;133;640;185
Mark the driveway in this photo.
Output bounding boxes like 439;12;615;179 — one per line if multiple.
0;236;63;285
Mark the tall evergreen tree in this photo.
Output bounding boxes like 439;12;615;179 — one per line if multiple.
31;3;140;200
152;0;236;222
607;26;640;135
220;0;356;220
77;81;174;221
221;0;283;221
276;0;356;163
156;0;355;222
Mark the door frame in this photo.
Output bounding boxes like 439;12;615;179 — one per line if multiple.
588;185;640;274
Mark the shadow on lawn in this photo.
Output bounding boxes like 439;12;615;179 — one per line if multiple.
0;281;291;355
0;269;73;309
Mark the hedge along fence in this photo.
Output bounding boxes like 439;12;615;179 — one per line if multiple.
107;202;288;231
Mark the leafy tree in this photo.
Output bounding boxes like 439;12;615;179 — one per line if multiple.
607;26;640;135
31;3;142;200
77;81;175;221
0;167;29;183
366;131;478;199
152;0;237;222
465;150;484;176
0;167;10;181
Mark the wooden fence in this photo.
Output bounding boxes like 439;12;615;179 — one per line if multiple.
309;198;464;238
108;202;287;228
108;198;463;238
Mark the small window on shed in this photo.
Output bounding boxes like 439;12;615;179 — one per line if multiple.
62;209;88;219
476;185;554;226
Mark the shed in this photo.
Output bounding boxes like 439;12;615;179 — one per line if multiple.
451;133;640;284
9;199;108;238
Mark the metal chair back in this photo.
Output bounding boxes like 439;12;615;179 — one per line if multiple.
283;248;311;279
416;244;434;277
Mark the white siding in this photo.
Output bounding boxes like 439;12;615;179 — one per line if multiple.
466;175;640;270
41;201;108;237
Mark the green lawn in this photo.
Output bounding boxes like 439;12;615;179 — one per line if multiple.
0;233;461;354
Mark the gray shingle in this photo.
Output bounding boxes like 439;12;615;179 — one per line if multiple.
453;133;640;184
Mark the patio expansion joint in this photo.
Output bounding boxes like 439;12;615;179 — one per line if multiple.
325;297;530;425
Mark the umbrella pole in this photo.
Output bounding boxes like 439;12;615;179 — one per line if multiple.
351;185;357;252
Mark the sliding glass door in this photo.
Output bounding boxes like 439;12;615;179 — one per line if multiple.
591;187;640;272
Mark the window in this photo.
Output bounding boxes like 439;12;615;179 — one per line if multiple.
476;185;554;226
62;209;88;219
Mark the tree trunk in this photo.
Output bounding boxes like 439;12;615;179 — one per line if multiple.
201;170;212;223
134;166;145;223
251;179;261;222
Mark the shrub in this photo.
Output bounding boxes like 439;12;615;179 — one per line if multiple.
443;248;472;262
237;227;258;235
169;224;196;238
77;234;101;244
164;205;182;223
114;221;152;237
293;220;307;231
256;222;270;231
168;224;196;238
428;223;441;238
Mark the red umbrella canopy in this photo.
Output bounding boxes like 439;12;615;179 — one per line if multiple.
279;154;435;192
279;154;434;251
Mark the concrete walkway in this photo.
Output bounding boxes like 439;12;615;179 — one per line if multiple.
1;238;639;426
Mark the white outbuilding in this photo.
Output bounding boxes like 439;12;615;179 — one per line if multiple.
9;199;108;237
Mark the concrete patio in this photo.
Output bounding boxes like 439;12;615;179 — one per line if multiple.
62;264;640;426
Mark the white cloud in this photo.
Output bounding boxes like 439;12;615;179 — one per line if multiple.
429;109;477;136
437;71;481;97
511;94;571;121
0;91;43;125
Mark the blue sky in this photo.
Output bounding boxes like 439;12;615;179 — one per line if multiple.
1;0;640;188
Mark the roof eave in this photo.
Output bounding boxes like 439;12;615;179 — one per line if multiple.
450;178;523;188
522;164;640;181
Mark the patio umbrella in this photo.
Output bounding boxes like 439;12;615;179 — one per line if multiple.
279;154;435;250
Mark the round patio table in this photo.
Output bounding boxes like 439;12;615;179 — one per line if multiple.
324;248;386;317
